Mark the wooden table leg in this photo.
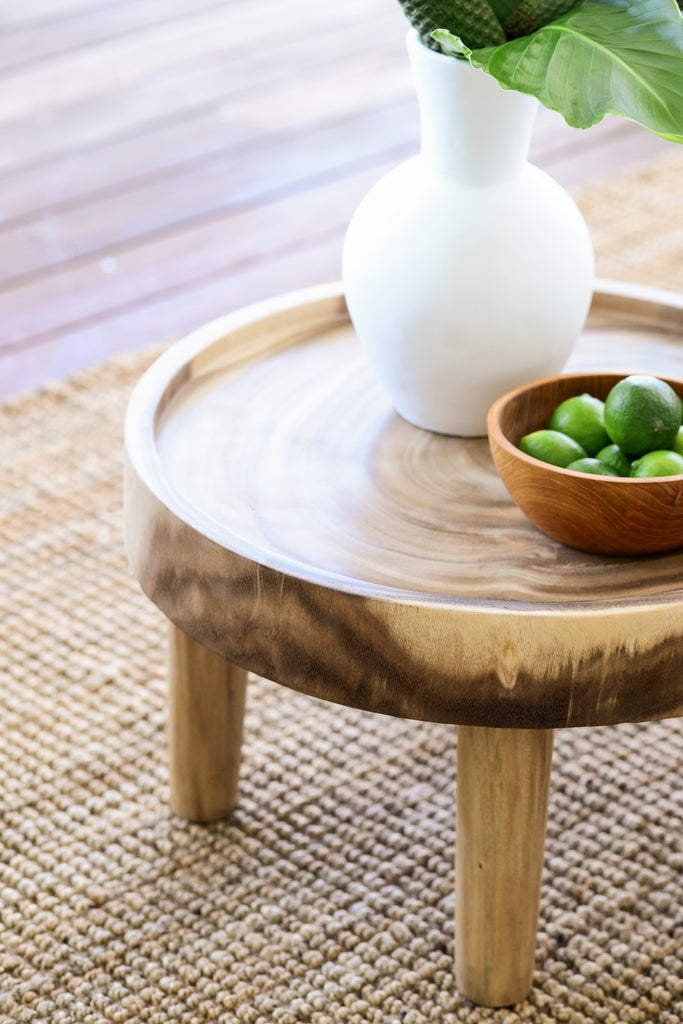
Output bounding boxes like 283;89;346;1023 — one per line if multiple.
455;725;554;1007
168;624;248;822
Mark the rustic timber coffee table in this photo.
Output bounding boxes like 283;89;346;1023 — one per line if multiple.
124;281;683;1008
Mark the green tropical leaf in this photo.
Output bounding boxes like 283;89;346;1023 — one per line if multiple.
433;0;683;142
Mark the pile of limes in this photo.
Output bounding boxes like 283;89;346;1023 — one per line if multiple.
519;375;683;478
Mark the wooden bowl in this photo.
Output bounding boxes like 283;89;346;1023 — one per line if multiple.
487;372;683;556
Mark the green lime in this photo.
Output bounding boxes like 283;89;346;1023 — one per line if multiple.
595;443;631;477
519;429;587;467
548;393;609;457
603;375;682;457
674;426;683;457
629;450;683;478
566;457;620;476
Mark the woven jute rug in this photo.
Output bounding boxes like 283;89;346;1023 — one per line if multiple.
2;150;683;1024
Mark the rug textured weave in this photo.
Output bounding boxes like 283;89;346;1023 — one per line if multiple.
2;151;683;1024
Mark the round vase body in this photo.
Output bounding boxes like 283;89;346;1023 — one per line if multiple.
342;32;595;436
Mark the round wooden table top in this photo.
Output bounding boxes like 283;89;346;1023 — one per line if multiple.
124;281;683;729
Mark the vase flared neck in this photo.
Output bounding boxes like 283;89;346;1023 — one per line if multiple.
407;30;539;185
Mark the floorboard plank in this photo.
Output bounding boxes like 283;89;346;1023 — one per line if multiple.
0;235;346;396
0;8;404;175
0;53;413;223
0;0;227;74
0;159;399;355
0;104;418;288
0;0;391;126
0;0;117;28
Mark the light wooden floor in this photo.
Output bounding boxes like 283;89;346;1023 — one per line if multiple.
0;0;667;397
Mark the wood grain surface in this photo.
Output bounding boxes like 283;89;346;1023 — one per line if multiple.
455;726;554;1005
124;283;683;729
168;623;247;822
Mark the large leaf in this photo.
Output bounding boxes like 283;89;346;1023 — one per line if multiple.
434;0;683;142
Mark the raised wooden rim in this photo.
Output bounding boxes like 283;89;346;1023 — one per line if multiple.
125;279;683;614
123;281;683;727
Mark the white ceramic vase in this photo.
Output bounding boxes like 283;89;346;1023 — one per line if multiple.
342;31;595;436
